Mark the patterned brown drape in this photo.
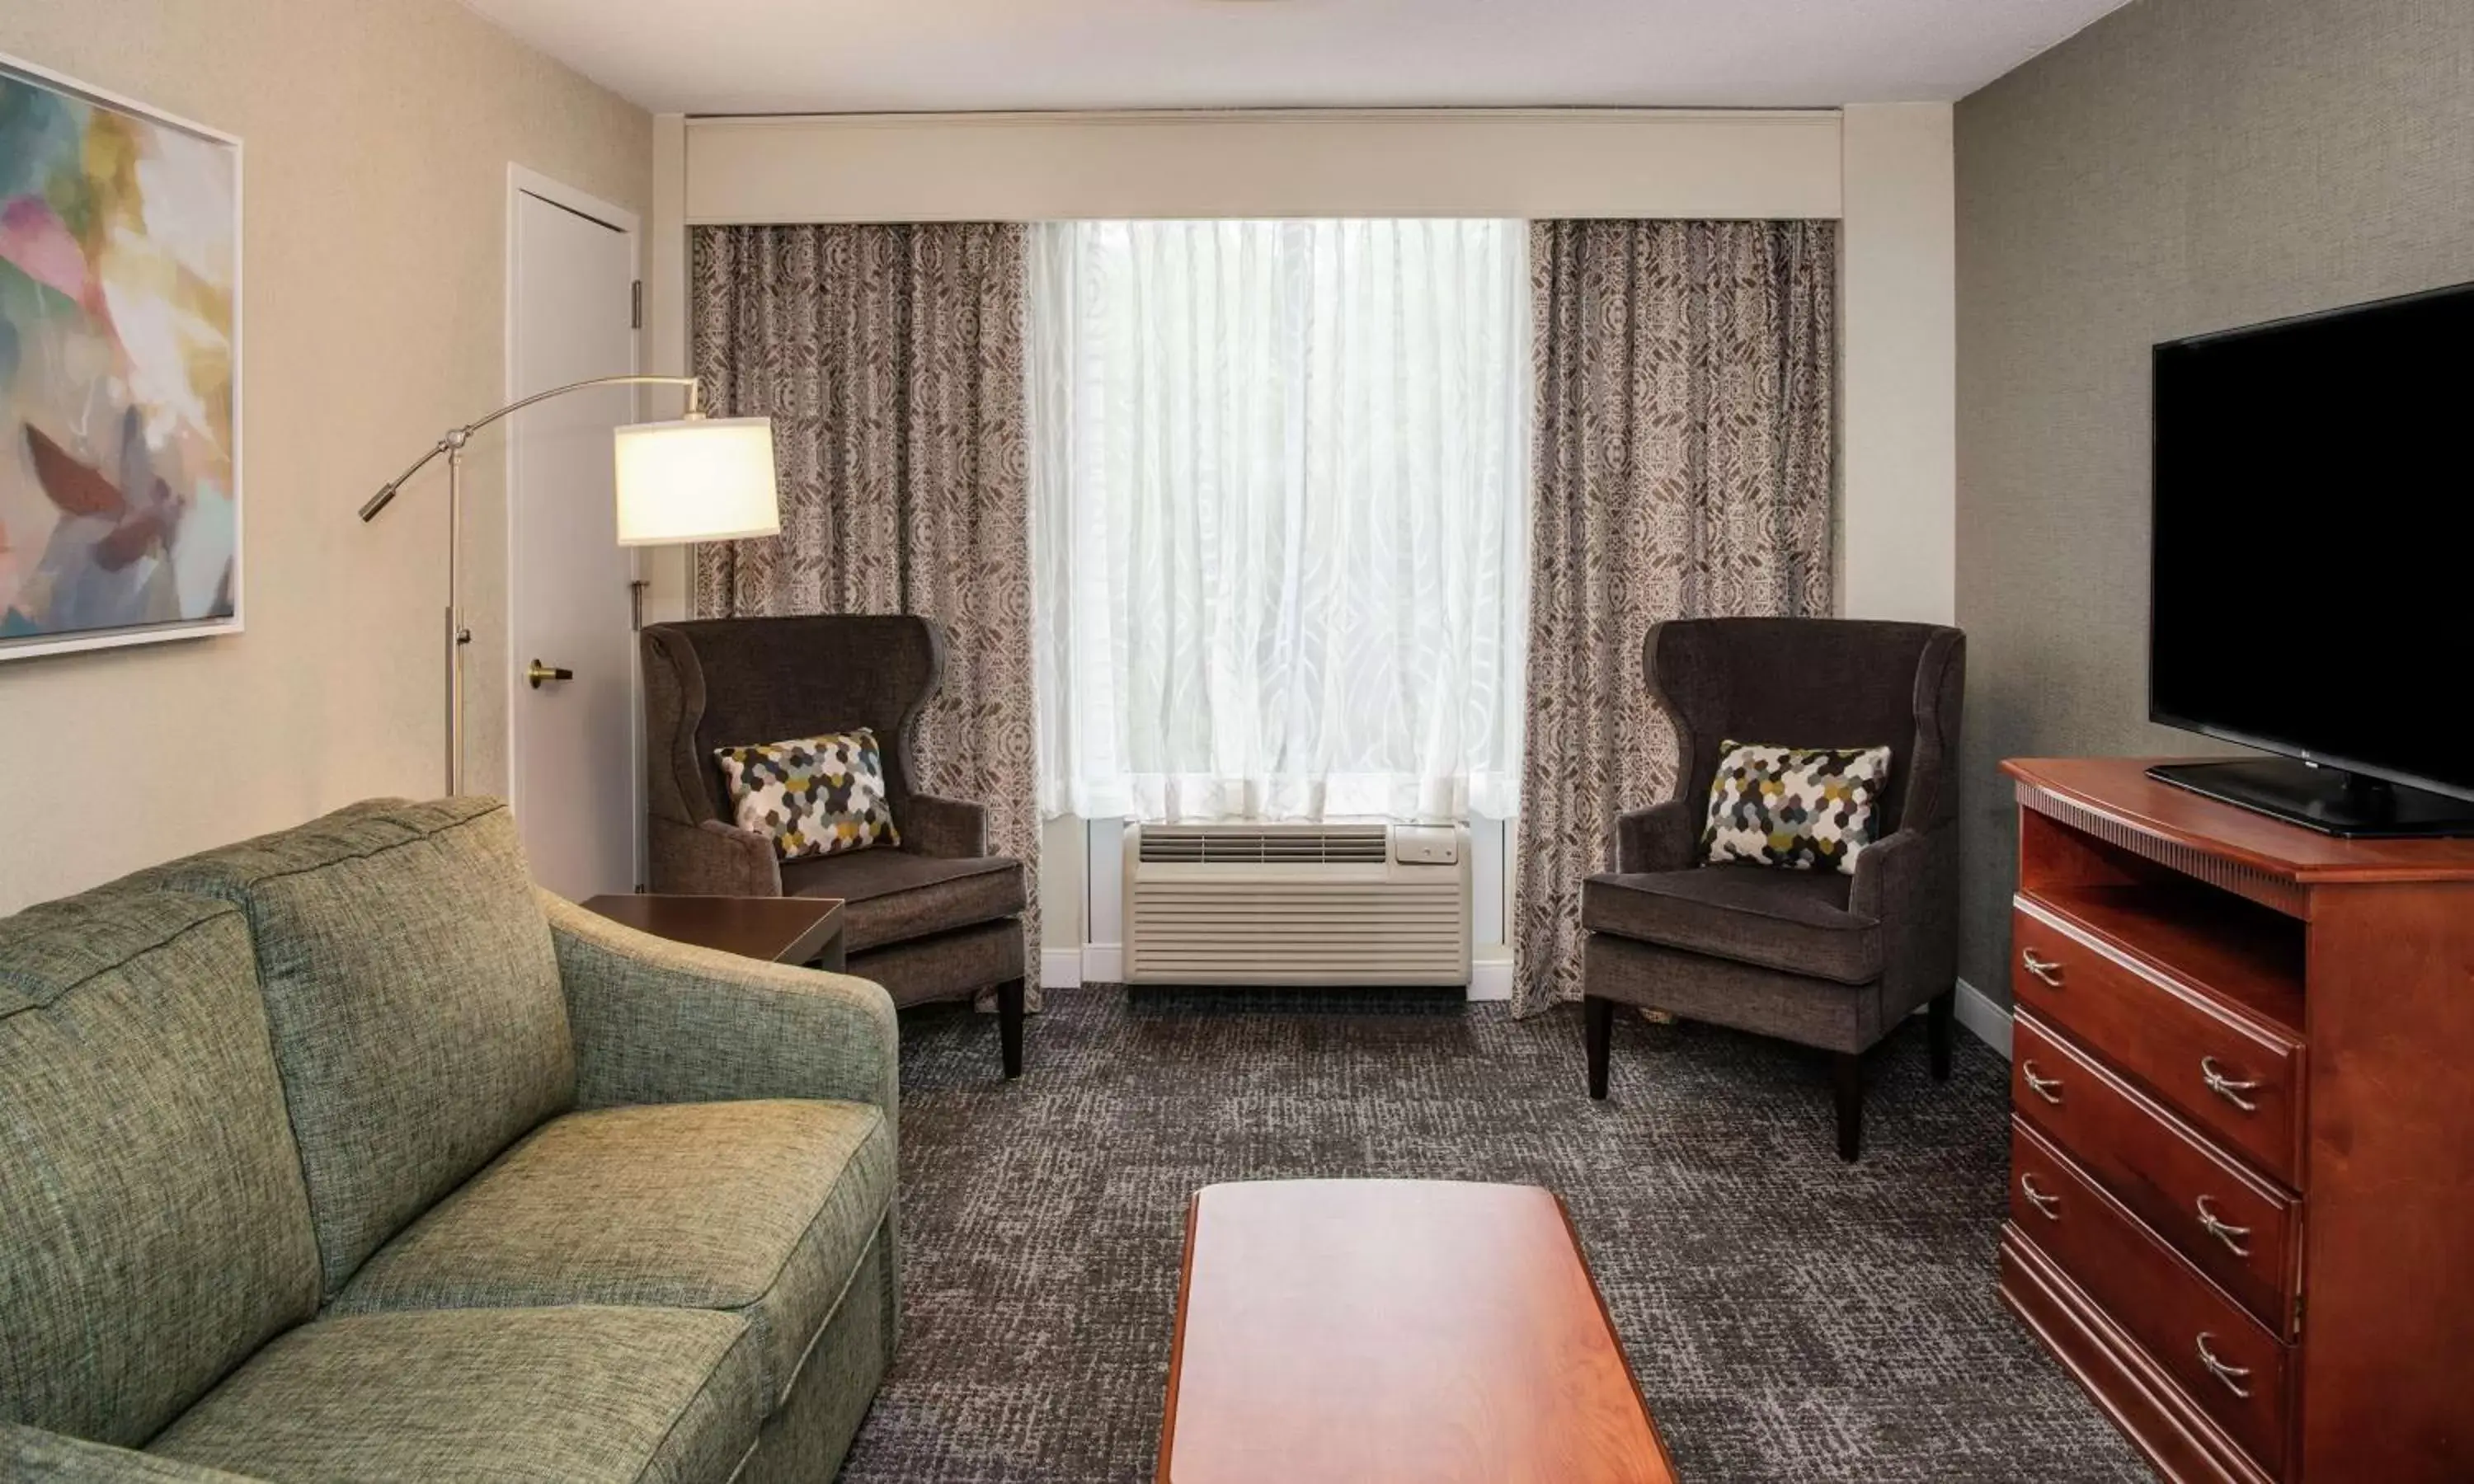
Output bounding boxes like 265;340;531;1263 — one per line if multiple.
1511;219;1837;1017
689;223;1040;977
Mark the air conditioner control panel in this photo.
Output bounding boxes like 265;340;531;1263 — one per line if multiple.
1391;825;1460;866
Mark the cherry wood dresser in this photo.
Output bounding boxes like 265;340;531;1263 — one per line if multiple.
1998;758;2474;1483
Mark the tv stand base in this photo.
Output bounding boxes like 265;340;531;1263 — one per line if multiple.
2147;758;2474;838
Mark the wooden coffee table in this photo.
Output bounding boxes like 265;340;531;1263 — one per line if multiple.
1159;1180;1676;1484
580;894;846;971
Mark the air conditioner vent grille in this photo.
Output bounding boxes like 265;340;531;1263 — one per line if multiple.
1124;823;1472;988
1136;827;1390;865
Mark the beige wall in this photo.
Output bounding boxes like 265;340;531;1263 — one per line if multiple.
1954;0;2474;1006
0;0;650;913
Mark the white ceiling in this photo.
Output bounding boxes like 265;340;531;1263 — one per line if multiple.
457;0;2135;115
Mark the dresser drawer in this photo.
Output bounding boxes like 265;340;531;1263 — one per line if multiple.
2011;896;2304;1185
2012;1013;2302;1337
2011;1120;2290;1475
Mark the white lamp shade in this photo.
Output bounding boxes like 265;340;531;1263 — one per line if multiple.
613;416;782;546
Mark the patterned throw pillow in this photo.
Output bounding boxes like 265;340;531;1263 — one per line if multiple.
713;730;902;863
1700;740;1893;876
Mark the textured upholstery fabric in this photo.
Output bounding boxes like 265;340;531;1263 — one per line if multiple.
148;1307;762;1484
141;798;575;1298
2;1425;258;1482
3;806;899;1484
642;616;1034;1011
1615;801;1700;875
842;919;1026;1010
544;892;898;1118
1580;618;1966;1055
1583;866;1882;985
646;617;942;829
335;1099;894;1409
0;889;319;1448
781;848;1025;953
741;1223;898;1484
896;793;988;859
1584;934;1889;1054
648;815;785;897
1849;827;1963;1026
1645;619;1964;844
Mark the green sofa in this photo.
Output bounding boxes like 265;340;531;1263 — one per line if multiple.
0;798;900;1482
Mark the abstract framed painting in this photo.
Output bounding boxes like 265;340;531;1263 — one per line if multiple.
1;52;241;661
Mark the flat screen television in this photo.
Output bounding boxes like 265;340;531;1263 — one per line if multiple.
2147;279;2474;837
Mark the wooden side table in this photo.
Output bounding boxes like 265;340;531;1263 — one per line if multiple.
580;894;847;972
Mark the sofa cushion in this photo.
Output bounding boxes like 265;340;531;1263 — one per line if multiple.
781;848;1024;952
0;888;319;1447
141;797;573;1298
1583;864;1883;985
148;1306;761;1484
334;1099;895;1410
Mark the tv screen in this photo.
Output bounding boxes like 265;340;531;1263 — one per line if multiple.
2151;281;2474;805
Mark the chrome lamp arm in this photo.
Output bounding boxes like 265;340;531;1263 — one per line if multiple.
360;373;708;797
360;374;703;523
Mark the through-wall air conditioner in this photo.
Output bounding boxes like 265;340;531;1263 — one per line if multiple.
1122;822;1471;987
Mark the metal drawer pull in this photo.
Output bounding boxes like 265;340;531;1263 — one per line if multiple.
2021;1061;2064;1105
2201;1055;2263;1113
2195;1333;2252;1398
2195;1195;2253;1257
2020;1173;2062;1220
2021;949;2064;987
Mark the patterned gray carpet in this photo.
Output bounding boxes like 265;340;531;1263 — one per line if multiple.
839;987;2147;1483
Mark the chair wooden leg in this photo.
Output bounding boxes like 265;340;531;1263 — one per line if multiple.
1928;989;1955;1082
1584;995;1614;1100
1833;1050;1865;1162
998;978;1026;1080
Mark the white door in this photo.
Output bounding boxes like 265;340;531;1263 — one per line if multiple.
509;182;638;899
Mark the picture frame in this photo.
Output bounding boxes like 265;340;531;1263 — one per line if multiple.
0;50;243;661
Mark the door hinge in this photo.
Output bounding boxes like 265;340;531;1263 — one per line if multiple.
2292;1292;2303;1338
630;279;643;330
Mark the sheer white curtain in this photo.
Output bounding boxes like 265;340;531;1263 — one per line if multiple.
1030;219;1531;824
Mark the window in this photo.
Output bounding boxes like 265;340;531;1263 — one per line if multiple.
1028;218;1531;824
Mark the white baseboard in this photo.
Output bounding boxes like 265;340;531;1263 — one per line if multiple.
1040;948;1084;989
1468;956;1513;1002
1081;942;1125;984
1953;977;2013;1059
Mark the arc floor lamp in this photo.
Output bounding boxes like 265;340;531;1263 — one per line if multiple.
360;375;779;796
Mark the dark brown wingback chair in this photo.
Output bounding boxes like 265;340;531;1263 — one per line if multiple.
642;615;1029;1077
1581;618;1965;1159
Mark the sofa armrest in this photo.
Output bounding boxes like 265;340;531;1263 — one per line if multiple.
1616;801;1700;874
647;815;784;897
2;1425;261;1482
1850;825;1960;1017
543;893;898;1125
900;793;988;857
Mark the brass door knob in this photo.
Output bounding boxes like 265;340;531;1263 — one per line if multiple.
526;660;575;690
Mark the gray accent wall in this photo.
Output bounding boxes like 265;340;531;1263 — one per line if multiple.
1953;0;2474;1005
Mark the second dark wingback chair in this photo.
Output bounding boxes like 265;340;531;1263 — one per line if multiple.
1580;618;1966;1160
642;615;1029;1077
